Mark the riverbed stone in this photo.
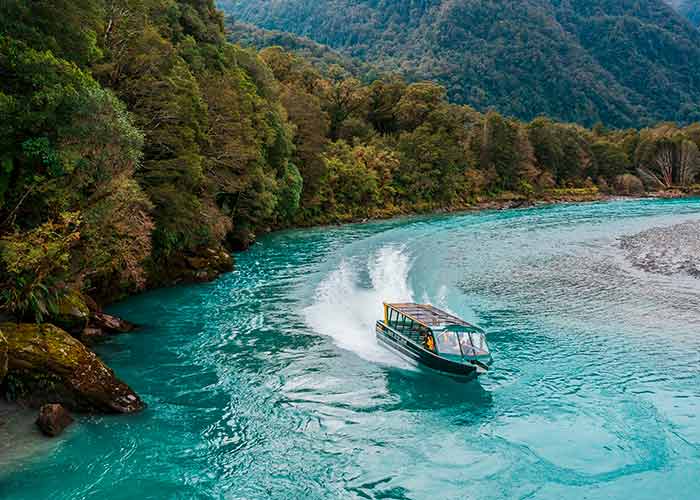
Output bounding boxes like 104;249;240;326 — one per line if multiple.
36;403;74;437
1;322;144;414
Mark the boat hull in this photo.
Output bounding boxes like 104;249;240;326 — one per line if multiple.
375;321;480;381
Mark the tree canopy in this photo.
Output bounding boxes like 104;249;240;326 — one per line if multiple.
222;0;700;128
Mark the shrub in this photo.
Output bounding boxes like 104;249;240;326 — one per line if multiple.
613;174;644;195
0;212;80;321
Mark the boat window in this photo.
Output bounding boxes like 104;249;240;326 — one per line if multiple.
388;308;400;329
434;330;462;356
460;331;489;356
389;308;420;335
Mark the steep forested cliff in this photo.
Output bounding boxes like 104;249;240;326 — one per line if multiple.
220;0;700;127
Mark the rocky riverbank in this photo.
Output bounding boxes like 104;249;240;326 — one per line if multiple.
0;243;233;449
621;219;700;278
0;305;146;449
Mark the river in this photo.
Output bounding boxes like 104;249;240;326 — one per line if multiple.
2;198;699;499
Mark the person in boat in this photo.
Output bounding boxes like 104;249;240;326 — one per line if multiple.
426;335;435;352
420;329;435;352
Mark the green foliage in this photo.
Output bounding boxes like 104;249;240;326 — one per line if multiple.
222;0;700;127
276;163;303;221
0;32;153;302
0;213;81;321
0;0;103;67
0;36;97;218
2;0;700;313
396;123;463;204
591;141;631;180
396;83;446;131
481;113;522;191
315;141;380;220
228;21;378;81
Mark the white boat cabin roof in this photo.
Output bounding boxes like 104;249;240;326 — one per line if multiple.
384;303;475;330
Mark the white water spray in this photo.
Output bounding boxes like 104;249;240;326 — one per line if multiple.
304;246;415;364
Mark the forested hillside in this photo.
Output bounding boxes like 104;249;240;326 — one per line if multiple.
1;0;699;324
221;0;700;127
226;21;379;80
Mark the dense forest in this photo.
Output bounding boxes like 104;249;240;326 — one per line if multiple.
1;0;699;325
221;0;700;128
227;21;379;81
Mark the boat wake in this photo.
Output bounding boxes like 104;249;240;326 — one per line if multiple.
304;245;415;365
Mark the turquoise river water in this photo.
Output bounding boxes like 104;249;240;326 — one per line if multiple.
1;198;700;499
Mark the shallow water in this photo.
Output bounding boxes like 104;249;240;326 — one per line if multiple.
2;199;700;499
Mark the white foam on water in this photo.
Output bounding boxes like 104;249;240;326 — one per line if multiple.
304;246;415;365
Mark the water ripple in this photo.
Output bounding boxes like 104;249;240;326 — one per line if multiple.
2;199;700;499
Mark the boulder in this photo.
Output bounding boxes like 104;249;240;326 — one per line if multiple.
151;246;234;286
91;312;137;334
36;403;74;437
188;247;233;274
80;327;107;345
51;291;90;335
185;256;210;270
0;329;7;384
1;322;144;414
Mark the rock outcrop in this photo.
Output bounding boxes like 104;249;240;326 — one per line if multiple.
92;312;137;334
152;246;234;285
51;291;90;335
36;403;74;437
79;311;139;344
1;323;144;413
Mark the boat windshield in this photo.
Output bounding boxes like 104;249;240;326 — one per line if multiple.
434;328;490;358
433;330;463;356
460;331;490;356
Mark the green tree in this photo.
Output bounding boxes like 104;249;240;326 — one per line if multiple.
591;140;630;181
481;112;521;191
396;82;446;132
0;0;103;67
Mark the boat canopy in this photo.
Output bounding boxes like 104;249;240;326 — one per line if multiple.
383;303;484;333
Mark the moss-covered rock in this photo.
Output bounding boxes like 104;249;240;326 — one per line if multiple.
0;329;7;385
1;322;144;414
51;291;90;334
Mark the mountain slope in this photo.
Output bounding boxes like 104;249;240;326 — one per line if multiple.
226;21;380;80
220;0;700;127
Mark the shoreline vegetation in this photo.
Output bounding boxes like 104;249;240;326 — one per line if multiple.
1;1;700;443
289;188;700;229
